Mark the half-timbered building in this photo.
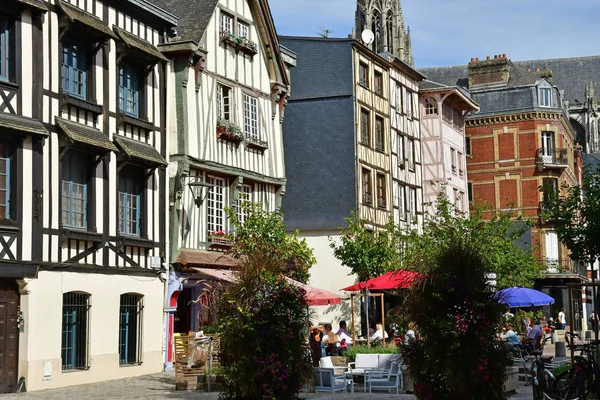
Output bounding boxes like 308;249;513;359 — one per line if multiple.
0;0;175;391
154;0;293;370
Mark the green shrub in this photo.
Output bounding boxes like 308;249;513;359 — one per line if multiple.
344;344;399;362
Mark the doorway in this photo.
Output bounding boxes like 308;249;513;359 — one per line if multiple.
0;279;19;393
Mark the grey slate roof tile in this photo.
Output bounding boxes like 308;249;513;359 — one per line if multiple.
18;0;47;11
57;0;118;40
0;113;48;136
148;0;219;43
55;117;118;152
114;135;167;167
113;26;167;62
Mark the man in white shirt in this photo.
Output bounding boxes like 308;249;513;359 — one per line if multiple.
558;308;566;330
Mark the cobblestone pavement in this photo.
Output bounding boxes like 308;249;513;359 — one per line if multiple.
0;372;531;399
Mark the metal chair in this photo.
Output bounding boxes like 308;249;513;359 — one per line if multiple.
314;367;353;393
366;361;403;393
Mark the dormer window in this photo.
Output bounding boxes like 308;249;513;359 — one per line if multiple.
539;87;552;107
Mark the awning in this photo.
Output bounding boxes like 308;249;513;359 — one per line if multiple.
113;26;168;63
342;270;421;291
57;0;118;41
0;113;48;137
114;135;167;167
17;0;47;11
189;266;341;306
55;117;118;153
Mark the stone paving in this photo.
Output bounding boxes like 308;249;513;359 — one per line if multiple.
0;371;532;399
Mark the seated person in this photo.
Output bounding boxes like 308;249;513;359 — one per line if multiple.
499;322;520;345
547;317;556;333
336;320;353;345
522;318;543;352
322;323;339;355
369;323;389;341
405;322;417;345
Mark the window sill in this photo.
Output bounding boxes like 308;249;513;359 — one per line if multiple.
375;148;385;154
119;362;143;367
0;80;19;91
117;113;155;131
60;93;103;115
0;220;19;231
61;367;90;373
117;235;155;249
245;136;268;151
358;82;370;90
61;228;103;243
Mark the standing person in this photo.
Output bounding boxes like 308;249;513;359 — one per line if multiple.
558;308;566;330
309;326;323;365
503;308;514;320
590;310;599;332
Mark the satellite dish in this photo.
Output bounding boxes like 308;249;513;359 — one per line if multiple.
361;29;374;45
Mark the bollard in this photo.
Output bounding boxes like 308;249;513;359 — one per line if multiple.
555;341;566;358
551;332;557;344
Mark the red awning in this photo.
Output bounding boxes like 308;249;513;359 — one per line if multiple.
342;270;421;291
190;268;341;306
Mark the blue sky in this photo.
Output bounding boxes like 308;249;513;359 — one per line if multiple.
269;0;600;68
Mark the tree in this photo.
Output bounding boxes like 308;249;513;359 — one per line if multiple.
402;188;543;289
329;211;401;281
226;202;316;283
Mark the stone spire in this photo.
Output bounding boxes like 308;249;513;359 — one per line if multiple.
353;0;414;66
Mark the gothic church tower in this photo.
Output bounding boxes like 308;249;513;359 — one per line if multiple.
354;0;413;66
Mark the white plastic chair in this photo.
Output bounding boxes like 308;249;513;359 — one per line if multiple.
314;368;352;393
366;361;403;393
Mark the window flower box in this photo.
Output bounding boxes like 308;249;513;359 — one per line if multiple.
245;135;268;151
219;31;257;57
217;118;243;144
207;231;234;250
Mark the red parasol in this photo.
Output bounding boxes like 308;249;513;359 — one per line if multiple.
342;270;421;291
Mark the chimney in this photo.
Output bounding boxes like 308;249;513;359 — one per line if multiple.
536;66;553;83
468;53;510;89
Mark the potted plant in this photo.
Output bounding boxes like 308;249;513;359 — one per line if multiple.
216;118;243;143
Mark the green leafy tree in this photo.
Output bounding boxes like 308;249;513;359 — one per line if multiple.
329;211;401;281
543;164;600;268
226;202;316;283
402;188;542;289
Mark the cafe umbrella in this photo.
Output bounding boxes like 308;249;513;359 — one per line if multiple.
495;287;555;308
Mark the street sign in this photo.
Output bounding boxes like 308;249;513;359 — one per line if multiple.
149;256;162;269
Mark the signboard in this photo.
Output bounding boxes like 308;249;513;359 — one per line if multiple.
149;256;162;269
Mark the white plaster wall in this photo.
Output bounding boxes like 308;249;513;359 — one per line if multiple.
301;232;361;332
19;271;164;391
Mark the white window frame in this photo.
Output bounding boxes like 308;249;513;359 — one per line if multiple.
424;97;438;115
408;187;416;222
219;12;233;35
398;183;406;220
407;138;415;170
217;83;231;121
539;87;552;107
243;94;259;138
395;83;403;113
406;90;413;119
397;133;404;166
451;148;457;174
236;184;253;225
458;151;463;176
237;21;249;38
206;175;226;235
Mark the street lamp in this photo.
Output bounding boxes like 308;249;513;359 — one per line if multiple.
188;180;213;207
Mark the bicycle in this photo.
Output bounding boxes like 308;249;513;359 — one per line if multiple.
551;333;600;400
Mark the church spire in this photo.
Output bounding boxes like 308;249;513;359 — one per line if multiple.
353;0;414;66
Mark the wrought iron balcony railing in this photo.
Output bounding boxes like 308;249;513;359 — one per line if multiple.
541;258;587;277
536;148;569;167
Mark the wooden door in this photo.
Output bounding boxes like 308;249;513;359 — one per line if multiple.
0;280;19;393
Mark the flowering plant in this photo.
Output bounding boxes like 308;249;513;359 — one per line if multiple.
208;230;234;240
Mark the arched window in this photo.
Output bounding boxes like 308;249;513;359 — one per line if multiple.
371;10;382;51
386;11;394;51
119;293;144;365
62;292;91;370
425;97;438;115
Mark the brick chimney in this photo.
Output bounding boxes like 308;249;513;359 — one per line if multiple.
536;66;553;83
468;54;510;89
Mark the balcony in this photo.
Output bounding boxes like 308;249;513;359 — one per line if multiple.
541;258;587;277
536;148;569;171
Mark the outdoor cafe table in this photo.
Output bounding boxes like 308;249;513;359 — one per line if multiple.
345;368;379;392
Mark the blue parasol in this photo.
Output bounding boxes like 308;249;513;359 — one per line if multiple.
495;287;555;308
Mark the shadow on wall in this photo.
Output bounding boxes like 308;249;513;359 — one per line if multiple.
309;298;354;329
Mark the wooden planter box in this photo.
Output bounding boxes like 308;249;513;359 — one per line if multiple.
219;32;257;57
245;136;268;151
208;235;233;251
216;125;243;144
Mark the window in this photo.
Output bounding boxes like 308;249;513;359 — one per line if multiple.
374;71;383;96
362;168;372;205
0;16;11;82
451;148;457;174
360;109;370;146
375;117;384;152
217;84;231;121
545;231;559;269
220;12;233;34
118;174;142;236
467;182;473;204
62;292;90;371
442;103;453;125
539;87;552;107
395;83;403;113
119;64;140;117
542;178;558;204
61;152;88;229
454;188;460;211
408;187;416;222
243;94;258;138
359;63;368;87
0;142;15;220
376;173;386;209
407;138;415;170
424;97;438;115
458;151;464;176
397;183;406;219
236;184;253;224
207;176;226;234
237;21;249;38
397;134;405;166
465;137;472;156
406;90;413;118
62;40;87;99
119;294;143;365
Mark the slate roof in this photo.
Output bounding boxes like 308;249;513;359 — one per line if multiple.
583;152;600;168
149;0;219;42
114;135;167;166
55;117;118;152
0;113;48;136
57;0;118;41
113;26;167;62
18;0;47;11
420;55;600;103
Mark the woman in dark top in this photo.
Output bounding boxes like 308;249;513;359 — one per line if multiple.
309;326;323;365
